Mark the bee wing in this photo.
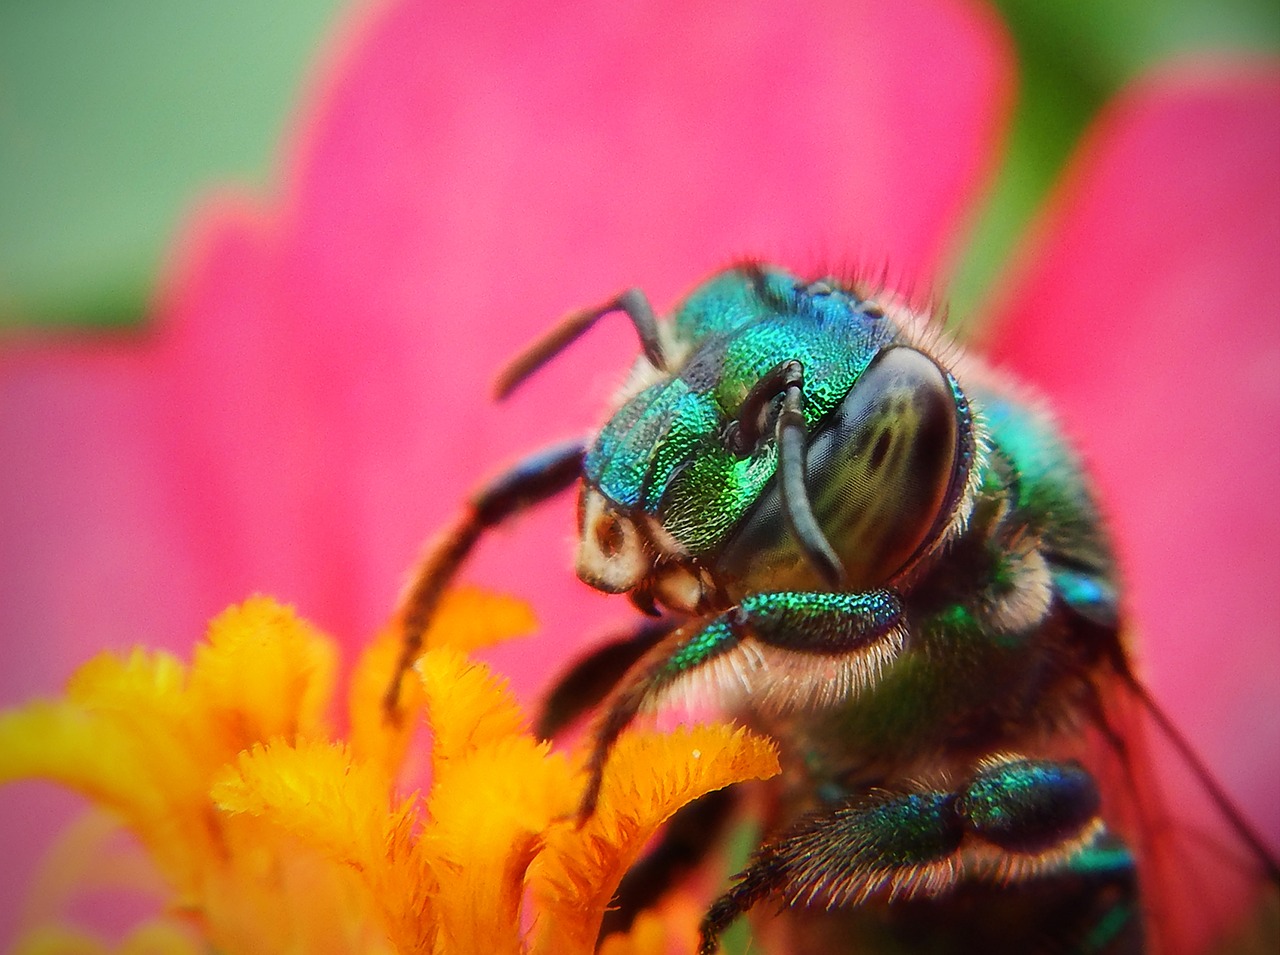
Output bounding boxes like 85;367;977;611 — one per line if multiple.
1087;666;1279;955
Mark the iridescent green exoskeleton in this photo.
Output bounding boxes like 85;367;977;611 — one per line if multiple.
383;264;1278;954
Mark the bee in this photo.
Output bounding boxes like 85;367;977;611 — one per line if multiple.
383;264;1279;953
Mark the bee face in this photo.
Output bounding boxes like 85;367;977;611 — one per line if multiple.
579;270;976;605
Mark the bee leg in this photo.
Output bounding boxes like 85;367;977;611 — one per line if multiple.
596;788;739;945
698;756;1136;955
578;589;907;818
382;438;586;721
533;619;737;943
536;619;678;741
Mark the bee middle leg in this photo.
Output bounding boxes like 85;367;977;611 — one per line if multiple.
534;617;736;942
578;588;908;818
698;755;1138;955
566;590;909;939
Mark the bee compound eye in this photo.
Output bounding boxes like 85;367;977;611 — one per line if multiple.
816;346;962;583
718;346;964;592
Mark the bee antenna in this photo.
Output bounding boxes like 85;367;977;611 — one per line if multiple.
495;288;667;400
723;360;845;588
724;360;845;587
1121;670;1280;884
775;365;846;589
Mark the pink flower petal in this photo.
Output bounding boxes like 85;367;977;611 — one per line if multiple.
987;64;1280;860
0;0;1011;943
2;0;1010;700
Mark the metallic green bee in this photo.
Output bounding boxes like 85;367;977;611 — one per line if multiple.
384;263;1278;953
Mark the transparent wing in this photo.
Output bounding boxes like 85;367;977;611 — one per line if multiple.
1086;661;1279;955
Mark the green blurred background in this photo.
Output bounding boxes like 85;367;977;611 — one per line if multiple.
0;0;345;328
1;0;1278;331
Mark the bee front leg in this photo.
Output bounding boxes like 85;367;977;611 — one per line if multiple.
698;756;1138;955
382;438;586;720
537;618;744;942
578;589;907;817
